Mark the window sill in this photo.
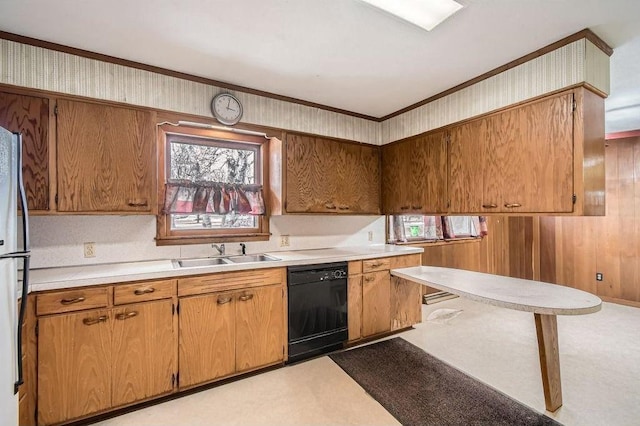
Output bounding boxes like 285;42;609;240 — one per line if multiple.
156;233;271;246
393;237;483;247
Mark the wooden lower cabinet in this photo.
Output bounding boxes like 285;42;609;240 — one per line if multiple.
347;275;363;342
112;300;176;406
37;299;176;425
38;309;112;426
349;254;422;342
179;284;285;389
361;270;391;337
235;285;285;372
178;292;236;388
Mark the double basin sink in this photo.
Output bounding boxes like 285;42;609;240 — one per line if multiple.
172;254;279;269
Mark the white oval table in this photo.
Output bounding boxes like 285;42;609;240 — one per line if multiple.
390;266;602;412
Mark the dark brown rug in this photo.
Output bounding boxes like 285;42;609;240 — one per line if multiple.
330;338;562;426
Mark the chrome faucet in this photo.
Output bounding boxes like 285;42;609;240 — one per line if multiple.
212;244;225;256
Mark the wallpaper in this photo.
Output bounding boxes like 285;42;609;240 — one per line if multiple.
0;38;609;146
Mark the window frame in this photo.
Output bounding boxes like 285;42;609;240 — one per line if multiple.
156;124;270;245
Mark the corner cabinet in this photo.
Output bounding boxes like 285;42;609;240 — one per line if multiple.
448;87;605;215
56;99;156;213
270;132;381;214
382;131;448;215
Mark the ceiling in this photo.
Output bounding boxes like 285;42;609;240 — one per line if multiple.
1;0;639;132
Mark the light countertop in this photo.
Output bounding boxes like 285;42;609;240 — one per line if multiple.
29;245;423;293
391;266;601;315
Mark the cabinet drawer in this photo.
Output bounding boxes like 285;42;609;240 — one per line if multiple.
362;258;391;273
178;268;286;296
113;279;176;305
36;287;109;315
390;254;422;269
348;261;362;276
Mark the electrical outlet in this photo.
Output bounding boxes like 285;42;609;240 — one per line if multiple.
280;235;290;247
596;272;603;281
368;231;373;242
84;242;96;258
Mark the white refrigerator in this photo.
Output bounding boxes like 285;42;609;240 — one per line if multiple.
0;125;30;426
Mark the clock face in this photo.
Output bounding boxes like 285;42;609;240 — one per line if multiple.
212;94;243;125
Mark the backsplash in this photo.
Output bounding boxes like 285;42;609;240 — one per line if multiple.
27;215;385;269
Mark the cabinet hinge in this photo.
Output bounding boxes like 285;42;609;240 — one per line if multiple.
572;194;577;204
54;104;58;115
572;99;577;112
172;303;175;315
35;320;39;337
176;302;180;315
171;373;176;388
54;193;58;205
176;372;179;387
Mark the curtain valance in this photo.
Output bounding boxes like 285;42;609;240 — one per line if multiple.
163;180;265;215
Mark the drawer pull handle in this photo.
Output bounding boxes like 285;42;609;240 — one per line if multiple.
115;311;139;321
412;206;423;210
400;206;410;210
83;315;108;326
482;203;498;209
364;276;375;283
217;296;233;305
370;262;382;268
61;297;85;305
338;206;350;210
127;200;149;207
504;203;522;208
324;203;337;210
239;294;254;302
134;288;155;296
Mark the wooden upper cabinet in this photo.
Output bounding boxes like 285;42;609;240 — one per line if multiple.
56;99;155;212
282;133;380;214
449;88;601;215
0;91;50;211
382;131;447;214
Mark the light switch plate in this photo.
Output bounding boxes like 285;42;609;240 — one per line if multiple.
84;242;96;258
280;235;290;247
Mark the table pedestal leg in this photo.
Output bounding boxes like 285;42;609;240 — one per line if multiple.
534;313;562;412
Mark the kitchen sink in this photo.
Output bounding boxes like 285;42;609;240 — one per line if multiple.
172;254;280;268
173;257;232;268
226;254;280;263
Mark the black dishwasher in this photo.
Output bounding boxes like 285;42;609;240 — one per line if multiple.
287;262;348;363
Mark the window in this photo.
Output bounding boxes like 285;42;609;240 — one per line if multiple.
156;125;270;245
388;215;487;243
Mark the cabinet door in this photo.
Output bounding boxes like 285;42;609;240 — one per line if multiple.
361;271;391;337
412;131;448;213
235;285;284;371
285;134;334;212
38;309;111;426
335;142;380;214
517;93;574;212
390;276;422;331
56;99;154;212
0;91;50;210
449;119;487;213
178;293;235;388
381;140;411;214
348;275;363;342
112;300;176;407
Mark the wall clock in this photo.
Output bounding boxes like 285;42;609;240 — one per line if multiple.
211;93;243;126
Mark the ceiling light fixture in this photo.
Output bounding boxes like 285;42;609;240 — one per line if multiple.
359;0;463;31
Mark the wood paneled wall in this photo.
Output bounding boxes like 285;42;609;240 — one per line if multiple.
539;137;640;305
